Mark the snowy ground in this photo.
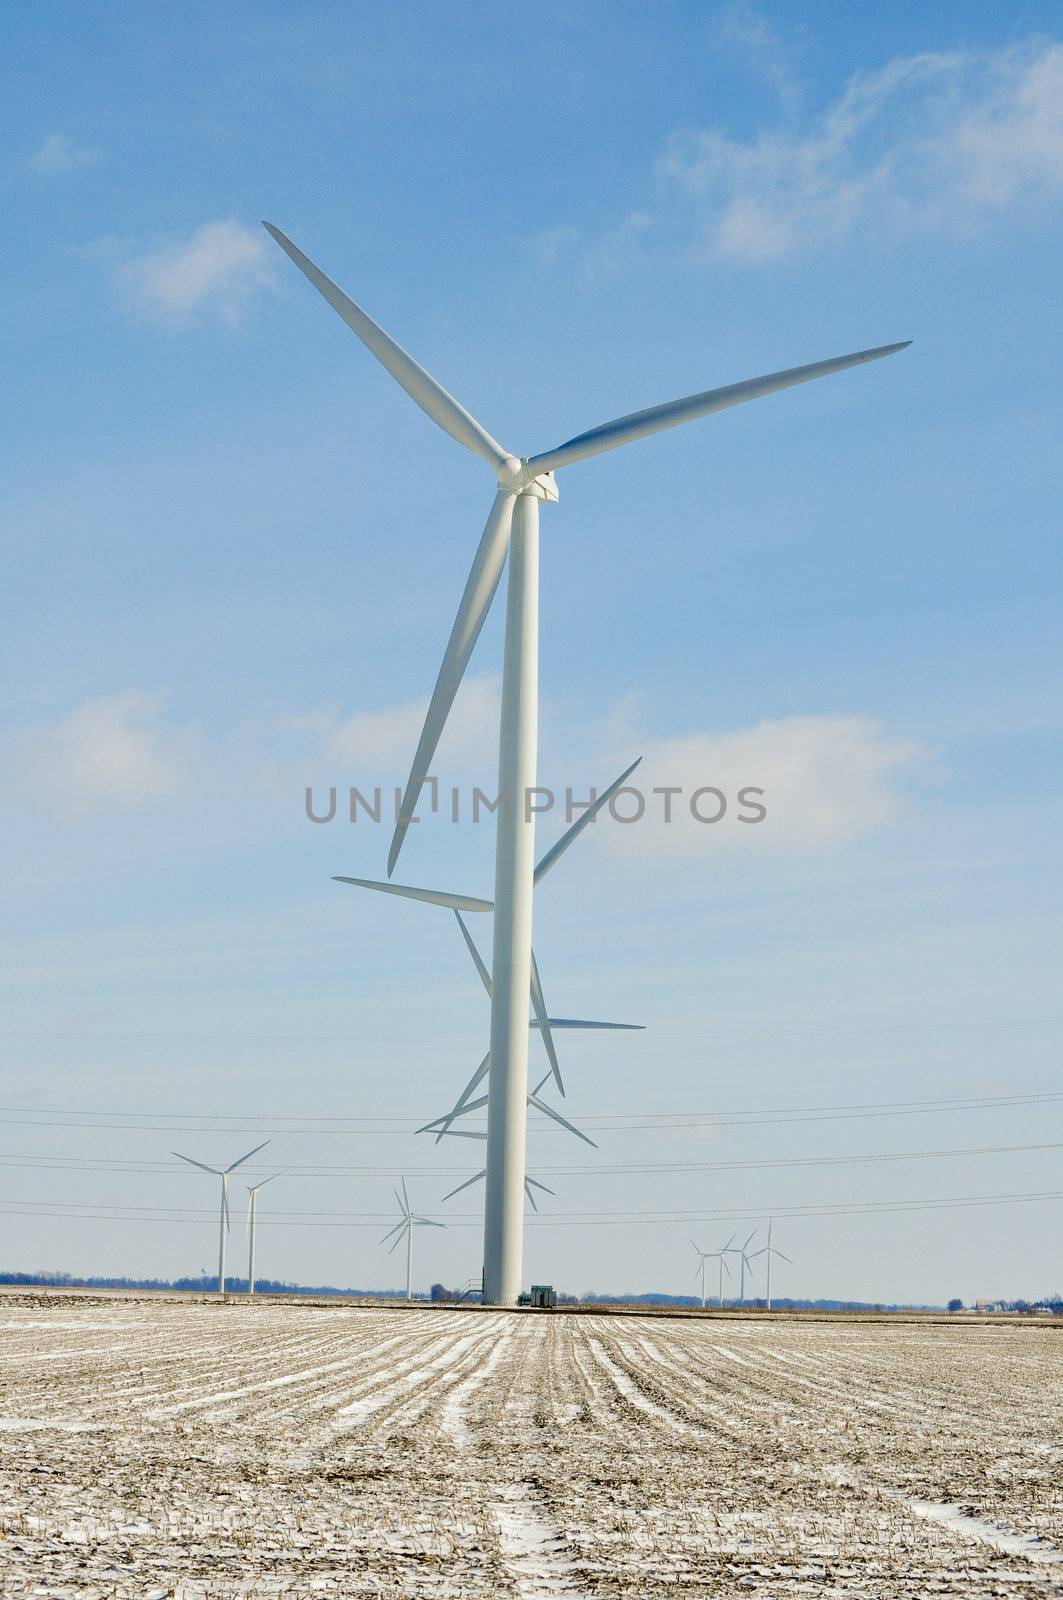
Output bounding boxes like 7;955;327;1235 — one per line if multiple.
1;1295;1061;1596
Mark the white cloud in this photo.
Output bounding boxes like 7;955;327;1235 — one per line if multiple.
118;220;276;324
313;675;500;774
658;40;1063;262
27;134;101;175
582;210;654;284
30;692;187;810
596;711;924;857
714;1;802;112
532;225;579;268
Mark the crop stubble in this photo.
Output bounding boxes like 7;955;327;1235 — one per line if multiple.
0;1296;1060;1596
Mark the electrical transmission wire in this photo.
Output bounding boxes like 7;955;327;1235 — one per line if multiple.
0;1136;1059;1178
1;1087;1059;1136
0;1187;1061;1228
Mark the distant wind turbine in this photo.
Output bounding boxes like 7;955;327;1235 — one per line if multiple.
726;1229;758;1305
173;1142;270;1298
749;1219;793;1310
265;218;910;1303
381;1179;445;1300
692;1235;734;1308
245;1171;285;1298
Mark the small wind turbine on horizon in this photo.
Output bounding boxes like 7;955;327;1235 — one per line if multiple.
381;1179;445;1300
726;1229;759;1305
173;1142;270;1298
245;1171;285;1298
265;219;910;1304
692;1236;734;1309
749;1219;793;1310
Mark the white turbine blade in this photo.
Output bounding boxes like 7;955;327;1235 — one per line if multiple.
534;757;643;885
748;1247;768;1261
721;1234;736;1253
442;1170;486;1202
721;1257;731;1279
535;1017;644;1031
425;1051;491;1143
333;877;493;913
439;1093;489;1118
226;1140;271;1174
400;1177;411;1216
455;910;492;996
380;1220;405;1245
526;342;912;477
387;1222;411;1256
525;1180;539;1212
263;224;512;471
690;1237;706;1256
525;1177;556;1196
172;1152;222;1176
529;950;564;1097
388;488;517;876
742;1229;757;1251
252;1170;287;1192
527;1091;597;1149
438;1128;487;1141
394;1185;411;1219
413;1217;446;1228
775;1251;794;1265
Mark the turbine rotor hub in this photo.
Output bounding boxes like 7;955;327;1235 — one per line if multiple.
495;456;560;502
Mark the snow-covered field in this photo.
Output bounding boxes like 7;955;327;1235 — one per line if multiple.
1;1295;1061;1596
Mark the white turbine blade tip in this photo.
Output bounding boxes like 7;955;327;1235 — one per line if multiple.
533;756;643;884
333;877;493;913
261;224;511;471
526;342;912;476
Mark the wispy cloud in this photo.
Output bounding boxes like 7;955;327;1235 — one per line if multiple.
713;0;803;112
117;219;277;325
597;709;925;856
27;692;189;811
27;133;101;175
582;210;654;284
659;40;1063;263
292;675;500;776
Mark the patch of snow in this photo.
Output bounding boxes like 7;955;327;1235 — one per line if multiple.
905;1497;1063;1566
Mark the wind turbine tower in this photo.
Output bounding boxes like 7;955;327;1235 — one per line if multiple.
750;1219;793;1310
264;221;910;1304
245;1171;284;1298
173;1142;270;1298
727;1229;758;1305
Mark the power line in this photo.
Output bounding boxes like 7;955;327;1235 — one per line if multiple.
0;1136;1058;1178
0;1188;1060;1228
1;1088;1059;1136
3;1017;1060;1042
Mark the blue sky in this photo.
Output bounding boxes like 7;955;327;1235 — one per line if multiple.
2;1;1061;1302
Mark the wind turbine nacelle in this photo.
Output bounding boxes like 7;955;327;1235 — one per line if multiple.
496;455;560;503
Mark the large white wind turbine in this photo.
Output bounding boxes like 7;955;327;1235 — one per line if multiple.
173;1142;270;1297
381;1178;445;1300
749;1218;793;1311
245;1171;285;1298
265;220;909;1304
